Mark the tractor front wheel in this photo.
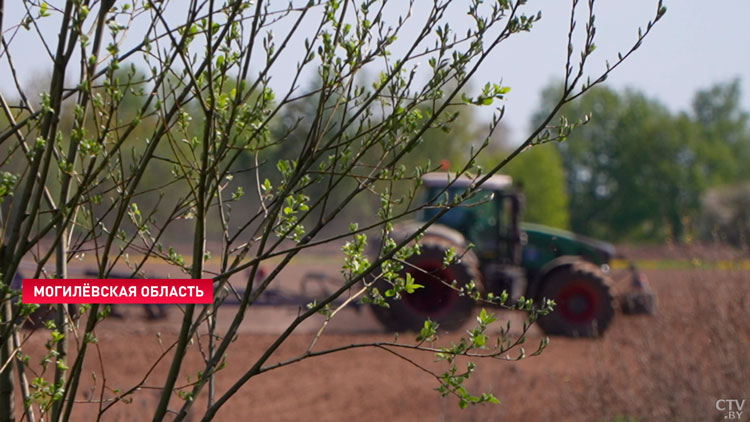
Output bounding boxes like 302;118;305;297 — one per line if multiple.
536;262;615;337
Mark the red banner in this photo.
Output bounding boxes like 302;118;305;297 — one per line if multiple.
22;279;213;304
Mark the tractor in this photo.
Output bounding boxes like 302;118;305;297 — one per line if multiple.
370;172;654;337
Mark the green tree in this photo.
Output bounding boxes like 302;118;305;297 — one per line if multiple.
535;80;750;242
503;145;570;228
690;78;750;182
478;143;570;229
606;98;704;240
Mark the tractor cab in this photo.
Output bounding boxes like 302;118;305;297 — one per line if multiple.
418;172;524;265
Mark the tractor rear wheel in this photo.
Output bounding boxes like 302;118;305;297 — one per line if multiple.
536;261;615;337
370;237;480;332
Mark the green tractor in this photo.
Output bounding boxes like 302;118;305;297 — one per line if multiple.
370;172;654;337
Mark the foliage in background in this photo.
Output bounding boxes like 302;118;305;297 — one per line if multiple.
480;143;570;229
697;183;750;251
533;79;750;242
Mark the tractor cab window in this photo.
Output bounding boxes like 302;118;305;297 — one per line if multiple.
497;193;523;263
421;187;498;253
420;186;522;263
465;194;498;253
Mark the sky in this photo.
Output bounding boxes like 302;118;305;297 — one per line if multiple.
478;1;750;141
2;1;749;144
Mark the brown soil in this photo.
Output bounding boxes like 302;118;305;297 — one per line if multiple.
12;256;750;422
617;241;750;261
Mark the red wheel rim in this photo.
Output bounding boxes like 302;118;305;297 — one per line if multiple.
556;281;599;323
403;260;458;317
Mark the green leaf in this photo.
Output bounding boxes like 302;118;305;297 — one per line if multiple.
416;319;438;342
477;308;497;325
403;273;424;293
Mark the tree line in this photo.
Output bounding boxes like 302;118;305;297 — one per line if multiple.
533;78;750;245
4;75;747;247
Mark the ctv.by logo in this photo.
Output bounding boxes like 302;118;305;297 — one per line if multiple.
716;399;745;420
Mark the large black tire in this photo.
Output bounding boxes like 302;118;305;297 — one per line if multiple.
370;237;481;332
535;261;615;338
